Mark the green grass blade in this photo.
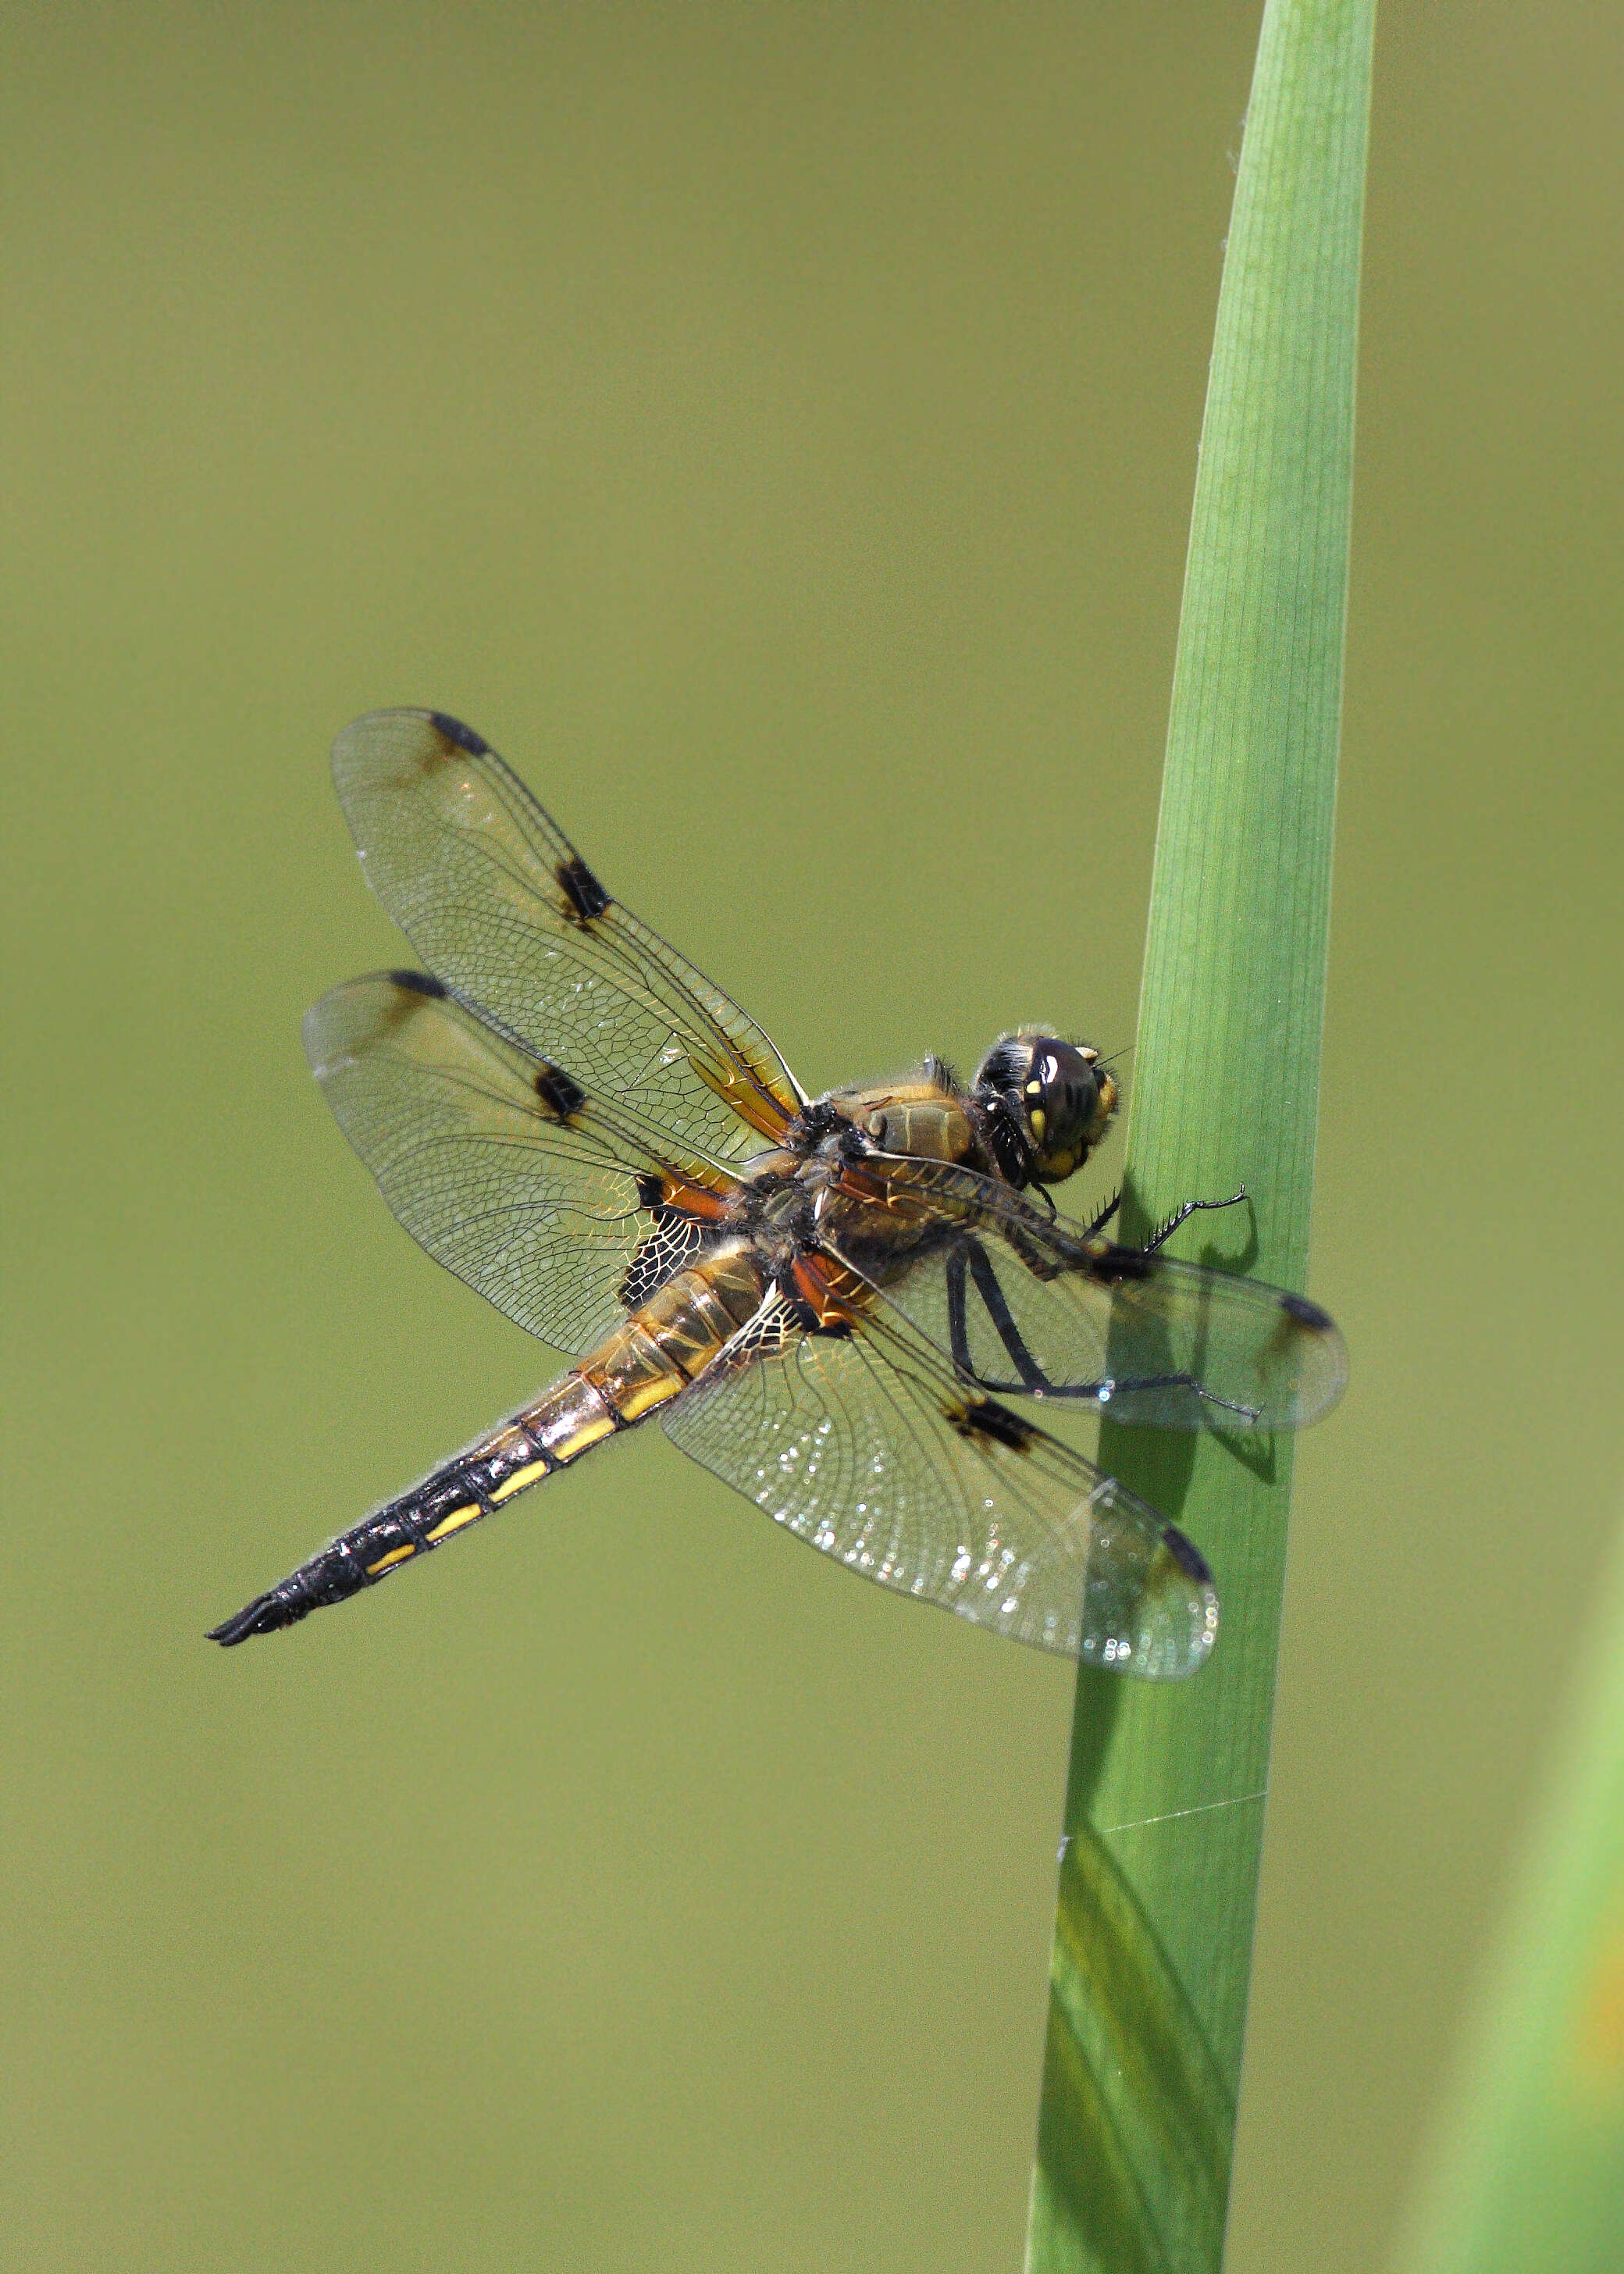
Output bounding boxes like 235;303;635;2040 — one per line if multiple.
1024;3;1375;2268
1392;1505;1624;2274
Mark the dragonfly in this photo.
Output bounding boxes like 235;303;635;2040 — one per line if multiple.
209;711;1345;1670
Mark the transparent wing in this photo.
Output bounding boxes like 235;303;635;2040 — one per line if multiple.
662;1292;1220;1674
823;1157;1347;1429
304;971;737;1357
329;708;806;1160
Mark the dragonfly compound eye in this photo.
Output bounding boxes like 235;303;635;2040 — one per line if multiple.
973;1031;1114;1184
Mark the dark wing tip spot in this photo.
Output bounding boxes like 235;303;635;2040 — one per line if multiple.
955;1398;1035;1452
1280;1290;1334;1332
557;855;611;922
1161;1524;1213;1585
533;1060;587;1120
386;968;448;998
428;711;490;756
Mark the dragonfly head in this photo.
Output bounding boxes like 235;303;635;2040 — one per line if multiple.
974;1032;1117;1184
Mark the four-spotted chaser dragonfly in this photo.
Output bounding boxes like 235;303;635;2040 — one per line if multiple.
210;711;1344;1670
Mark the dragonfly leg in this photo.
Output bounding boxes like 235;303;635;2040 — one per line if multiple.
1088;1371;1263;1424
1137;1185;1248;1256
944;1235;1057;1394
946;1246;974;1378
1078;1186;1124;1239
949;1234;1263;1419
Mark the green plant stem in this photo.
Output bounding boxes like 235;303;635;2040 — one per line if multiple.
1392;1502;1624;2274
1024;3;1374;2268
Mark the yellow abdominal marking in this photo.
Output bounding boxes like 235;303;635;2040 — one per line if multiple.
557;1410;615;1458
490;1462;550;1505
426;1502;483;1540
611;1372;685;1423
366;1543;417;1575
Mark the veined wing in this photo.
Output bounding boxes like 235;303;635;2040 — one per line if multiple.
661;1288;1219;1673
305;971;738;1357
330;708;806;1160
823;1157;1346;1429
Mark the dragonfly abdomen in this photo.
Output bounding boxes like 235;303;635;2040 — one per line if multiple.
208;1247;769;1644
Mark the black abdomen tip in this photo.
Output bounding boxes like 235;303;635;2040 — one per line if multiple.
207;1590;306;1646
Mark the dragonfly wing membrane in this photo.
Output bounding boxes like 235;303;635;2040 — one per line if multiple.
828;1160;1346;1429
661;1293;1219;1674
304;971;732;1356
330;708;804;1159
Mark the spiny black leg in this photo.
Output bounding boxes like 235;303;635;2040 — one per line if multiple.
948;1240;1024;1393
1079;1186;1123;1240
1138;1184;1248;1256
946;1246;975;1379
950;1222;1264;1413
966;1237;1054;1395
946;1236;1053;1394
1090;1372;1263;1424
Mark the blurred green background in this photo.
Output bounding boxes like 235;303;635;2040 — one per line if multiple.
4;5;1620;2269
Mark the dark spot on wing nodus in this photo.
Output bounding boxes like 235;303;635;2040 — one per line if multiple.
557;855;611;923
428;712;490;757
533;1061;587;1120
953;1398;1035;1452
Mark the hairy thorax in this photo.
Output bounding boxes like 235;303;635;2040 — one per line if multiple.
727;1076;1006;1304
